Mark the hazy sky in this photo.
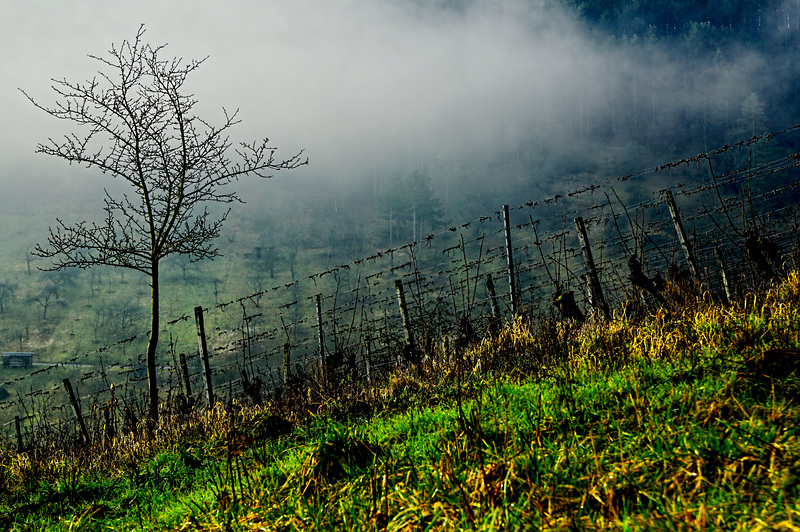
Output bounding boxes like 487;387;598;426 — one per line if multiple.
0;0;777;204
0;1;613;182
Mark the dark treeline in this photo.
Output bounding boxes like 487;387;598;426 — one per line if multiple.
301;0;800;255
390;0;800;221
424;0;800;43
564;0;800;155
568;0;800;147
569;0;799;40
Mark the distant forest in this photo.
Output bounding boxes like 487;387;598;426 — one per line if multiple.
569;0;798;39
392;0;800;223
569;0;800;143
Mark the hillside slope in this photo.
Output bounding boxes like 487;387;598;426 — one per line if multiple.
2;270;800;530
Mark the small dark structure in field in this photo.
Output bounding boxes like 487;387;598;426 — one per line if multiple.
2;352;33;369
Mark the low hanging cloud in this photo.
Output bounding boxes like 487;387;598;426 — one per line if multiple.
201;0;615;173
1;0;777;199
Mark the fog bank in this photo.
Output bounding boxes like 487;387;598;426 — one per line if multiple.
0;0;780;207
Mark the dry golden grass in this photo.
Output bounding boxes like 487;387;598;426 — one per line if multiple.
4;272;800;530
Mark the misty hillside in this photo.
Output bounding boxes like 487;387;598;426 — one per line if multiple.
2;2;800;529
294;0;800;249
0;0;799;368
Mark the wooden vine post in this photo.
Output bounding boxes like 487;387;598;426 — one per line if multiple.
665;190;702;285
364;333;372;384
283;342;291;385
14;416;23;452
316;294;326;385
63;378;89;444
179;352;192;399
503;205;518;315
715;246;733;304
574;216;610;319
395;279;416;361
194;306;215;409
485;273;501;320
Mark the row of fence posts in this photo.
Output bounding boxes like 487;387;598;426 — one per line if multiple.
11;193;730;450
12;377;92;449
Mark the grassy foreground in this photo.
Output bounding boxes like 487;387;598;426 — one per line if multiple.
3;273;800;530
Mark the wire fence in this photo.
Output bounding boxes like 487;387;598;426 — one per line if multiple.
3;125;800;448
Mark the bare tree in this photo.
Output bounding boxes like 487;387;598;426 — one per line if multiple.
93;297;143;344
0;281;16;314
22;26;307;421
29;283;59;321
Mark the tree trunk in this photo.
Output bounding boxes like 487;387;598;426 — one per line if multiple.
146;261;160;422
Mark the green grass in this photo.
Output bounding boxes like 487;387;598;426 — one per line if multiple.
3;273;800;530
